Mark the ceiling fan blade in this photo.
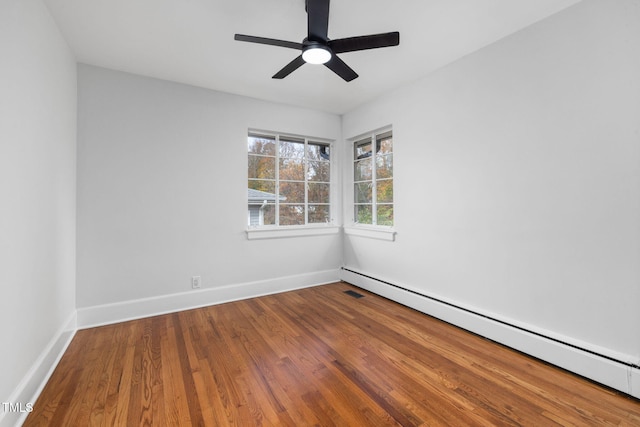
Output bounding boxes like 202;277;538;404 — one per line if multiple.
234;34;303;50
272;55;306;79
324;55;358;82
329;32;400;54
306;0;330;41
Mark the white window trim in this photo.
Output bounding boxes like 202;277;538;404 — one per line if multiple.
344;225;396;241
247;224;340;240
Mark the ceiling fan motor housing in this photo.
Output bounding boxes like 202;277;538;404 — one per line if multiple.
302;39;332;64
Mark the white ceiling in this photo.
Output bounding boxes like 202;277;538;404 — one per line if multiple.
44;0;582;114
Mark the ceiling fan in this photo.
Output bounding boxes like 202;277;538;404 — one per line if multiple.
234;0;400;82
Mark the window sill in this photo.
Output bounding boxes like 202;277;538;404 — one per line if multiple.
246;225;340;240
344;226;396;242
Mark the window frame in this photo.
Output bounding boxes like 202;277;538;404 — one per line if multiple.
247;130;337;239
350;126;395;231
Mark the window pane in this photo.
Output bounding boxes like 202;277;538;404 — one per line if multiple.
376;154;393;179
354;182;372;203
280;205;305;225
248;203;276;226
248;179;276;194
279;158;305;181
308;161;330;182
248;155;275;179
279;137;305;159
308;183;330;203
377;204;394;226
376;132;393;154
355;204;372;224
262;204;276;225
308;205;330;223
376;179;393;203
248;181;277;227
307;142;330;161
355;139;372;159
354;158;372;181
280;181;305;203
248;135;276;156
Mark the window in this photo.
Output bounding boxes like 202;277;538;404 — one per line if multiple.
248;131;331;227
354;129;393;226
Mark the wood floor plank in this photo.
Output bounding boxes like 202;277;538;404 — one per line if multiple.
24;282;640;426
112;325;137;426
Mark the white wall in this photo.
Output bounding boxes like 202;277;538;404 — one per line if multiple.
76;65;342;313
342;0;640;367
0;0;77;422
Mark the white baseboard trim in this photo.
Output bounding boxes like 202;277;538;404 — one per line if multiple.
340;268;640;400
1;311;77;427
77;269;341;329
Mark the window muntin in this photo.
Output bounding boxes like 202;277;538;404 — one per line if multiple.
353;130;393;226
248;132;331;227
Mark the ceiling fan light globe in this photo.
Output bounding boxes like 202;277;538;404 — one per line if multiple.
302;46;331;64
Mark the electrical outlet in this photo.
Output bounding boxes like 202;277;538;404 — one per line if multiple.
191;276;202;289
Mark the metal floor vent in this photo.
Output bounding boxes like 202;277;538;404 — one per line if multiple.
344;290;364;299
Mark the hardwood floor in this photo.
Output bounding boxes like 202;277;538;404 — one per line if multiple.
25;282;640;426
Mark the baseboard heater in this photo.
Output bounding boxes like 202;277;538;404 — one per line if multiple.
341;267;638;370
